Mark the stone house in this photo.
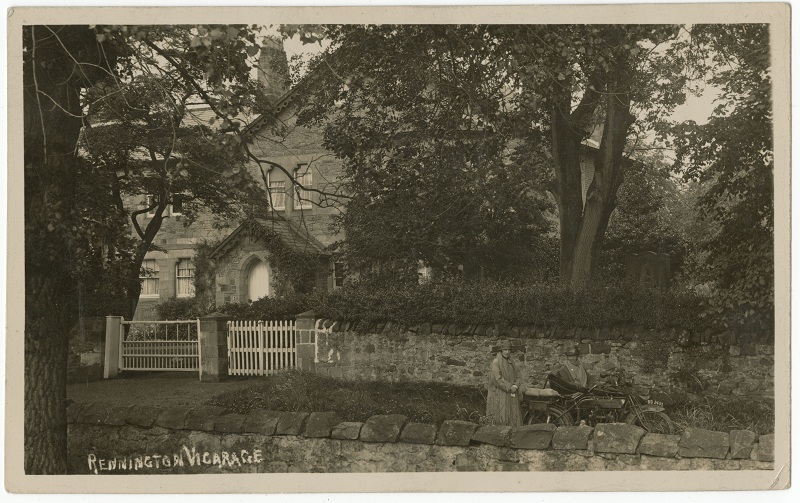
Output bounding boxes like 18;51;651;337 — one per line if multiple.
131;44;346;320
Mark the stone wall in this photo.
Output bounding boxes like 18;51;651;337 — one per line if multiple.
68;317;107;383
67;401;773;474
310;320;774;399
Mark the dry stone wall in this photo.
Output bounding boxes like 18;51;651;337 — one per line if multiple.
312;320;774;398
67;401;773;474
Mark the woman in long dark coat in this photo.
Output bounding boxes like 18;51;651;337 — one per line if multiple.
486;340;526;426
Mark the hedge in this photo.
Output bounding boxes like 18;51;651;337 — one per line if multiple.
314;280;715;333
155;280;718;334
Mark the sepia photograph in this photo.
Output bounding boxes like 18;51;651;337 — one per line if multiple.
5;2;791;494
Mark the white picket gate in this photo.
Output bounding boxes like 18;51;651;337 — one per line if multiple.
227;320;297;376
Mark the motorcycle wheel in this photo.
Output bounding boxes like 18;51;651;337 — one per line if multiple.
625;410;675;434
524;405;573;426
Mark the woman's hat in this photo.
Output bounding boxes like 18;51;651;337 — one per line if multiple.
498;340;512;350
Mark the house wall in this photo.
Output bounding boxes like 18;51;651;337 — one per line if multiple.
246;113;345;249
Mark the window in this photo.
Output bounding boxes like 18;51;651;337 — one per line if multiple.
171;194;184;216
268;177;286;210
146;195;158;218
176;258;195;297
333;262;346;288
294;164;313;210
140;260;160;297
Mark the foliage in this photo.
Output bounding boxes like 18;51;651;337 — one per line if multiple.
597;152;689;279
246;221;322;295
154;297;206;320
301;25;693;287
205;370;486;425
669;24;773;334
667;395;774;435
313;278;712;333
217;292;314;320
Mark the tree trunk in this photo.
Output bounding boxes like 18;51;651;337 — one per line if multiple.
569;91;635;289
550;106;587;283
23;25;114;474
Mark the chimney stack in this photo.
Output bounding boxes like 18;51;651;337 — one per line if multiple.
258;37;291;104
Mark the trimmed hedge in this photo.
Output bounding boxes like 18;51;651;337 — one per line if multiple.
314;280;714;333
154;281;717;334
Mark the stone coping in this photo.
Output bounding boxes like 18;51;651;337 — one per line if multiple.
68;401;774;463
311;318;774;349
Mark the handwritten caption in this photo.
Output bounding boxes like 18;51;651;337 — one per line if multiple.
87;445;263;474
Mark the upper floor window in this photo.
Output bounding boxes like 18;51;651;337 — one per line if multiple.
417;261;433;285
145;193;184;218
268;177;286;210
176;258;195;297
294;164;313;210
140;259;160;297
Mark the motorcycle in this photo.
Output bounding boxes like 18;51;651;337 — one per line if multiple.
522;365;675;434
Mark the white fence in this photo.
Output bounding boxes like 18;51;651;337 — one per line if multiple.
119;319;200;373
227;320;297;376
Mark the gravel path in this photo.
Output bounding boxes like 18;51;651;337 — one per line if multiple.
67;372;264;409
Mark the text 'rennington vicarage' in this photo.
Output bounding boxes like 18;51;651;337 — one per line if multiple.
86;445;264;474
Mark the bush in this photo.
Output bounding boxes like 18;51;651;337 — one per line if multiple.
313;278;714;332
155;297;205;320
218;292;315;320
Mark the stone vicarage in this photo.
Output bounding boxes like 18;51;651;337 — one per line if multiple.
208;218;331;305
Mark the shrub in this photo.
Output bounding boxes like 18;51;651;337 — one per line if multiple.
155;297;205;320
313;278;714;332
218;292;315;320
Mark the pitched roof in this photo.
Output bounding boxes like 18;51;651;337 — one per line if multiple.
209;217;329;260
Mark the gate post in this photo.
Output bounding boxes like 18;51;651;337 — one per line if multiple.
199;312;230;383
103;316;123;378
295;310;317;373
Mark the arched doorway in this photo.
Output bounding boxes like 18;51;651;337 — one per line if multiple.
247;259;271;301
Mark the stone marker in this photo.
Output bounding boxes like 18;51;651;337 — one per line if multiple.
593;423;645;454
472;425;512;447
638;433;680;458
436;420;479;447
678;428;730;459
304;411;342;438
552;425;593;450
400;423;437;445
243;409;282;435
729;430;757;459
509;423;556;450
331;422;363;440
275;411;310;435
359;414;408;443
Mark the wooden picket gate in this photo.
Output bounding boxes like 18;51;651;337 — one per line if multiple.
226;320;297;376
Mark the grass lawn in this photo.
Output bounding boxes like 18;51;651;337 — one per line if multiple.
205;371;487;425
204;371;775;433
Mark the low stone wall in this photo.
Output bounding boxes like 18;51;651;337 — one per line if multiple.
311;319;774;398
68;317;106;384
67;401;773;474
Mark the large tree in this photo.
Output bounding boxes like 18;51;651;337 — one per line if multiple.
299;25;690;288
297;26;555;281
23;24;273;473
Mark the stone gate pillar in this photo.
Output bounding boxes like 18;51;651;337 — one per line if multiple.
103;316;123;378
295;310;317;373
199;312;230;382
